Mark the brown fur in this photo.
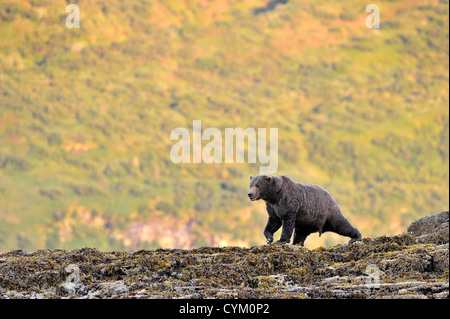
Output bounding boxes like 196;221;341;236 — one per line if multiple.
248;175;362;245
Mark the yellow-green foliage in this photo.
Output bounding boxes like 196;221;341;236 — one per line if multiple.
0;0;448;251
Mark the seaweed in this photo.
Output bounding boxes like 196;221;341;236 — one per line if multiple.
0;233;448;299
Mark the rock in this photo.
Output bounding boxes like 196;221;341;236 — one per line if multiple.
407;211;449;244
173;293;201;299
431;245;449;272
433;291;449;299
382;294;428;299
57;282;88;297
322;276;340;283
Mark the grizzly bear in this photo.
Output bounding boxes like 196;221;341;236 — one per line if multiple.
248;175;362;245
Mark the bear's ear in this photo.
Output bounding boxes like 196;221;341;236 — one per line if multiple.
249;175;254;181
264;176;273;182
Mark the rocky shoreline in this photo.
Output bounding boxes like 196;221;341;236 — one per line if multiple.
0;212;448;299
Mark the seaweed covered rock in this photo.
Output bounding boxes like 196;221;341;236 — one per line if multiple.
0;212;448;299
407;211;449;245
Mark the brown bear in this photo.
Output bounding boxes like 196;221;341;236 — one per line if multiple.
248;175;362;245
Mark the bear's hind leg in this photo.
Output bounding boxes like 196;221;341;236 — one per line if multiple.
292;227;312;246
341;221;362;243
347;227;362;243
324;217;362;244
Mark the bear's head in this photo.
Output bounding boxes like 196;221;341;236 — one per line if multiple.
248;175;282;201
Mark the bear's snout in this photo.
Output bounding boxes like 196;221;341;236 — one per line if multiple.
247;192;254;200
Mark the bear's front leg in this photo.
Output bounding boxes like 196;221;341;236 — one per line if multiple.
276;215;296;244
264;216;282;244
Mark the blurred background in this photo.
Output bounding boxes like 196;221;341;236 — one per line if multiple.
0;0;448;252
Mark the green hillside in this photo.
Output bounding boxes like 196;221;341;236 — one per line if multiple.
0;0;448;251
